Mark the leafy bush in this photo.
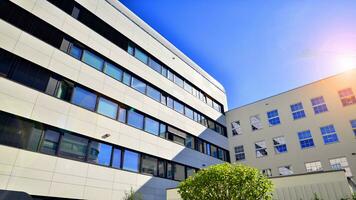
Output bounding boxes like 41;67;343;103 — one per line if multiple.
122;187;142;200
178;163;273;200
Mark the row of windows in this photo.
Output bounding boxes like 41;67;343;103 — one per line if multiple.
0;111;198;181
0;0;227;137
260;157;352;177
47;0;224;113
234;122;355;161
0;48;230;162
62;38;226;136
231;91;356;136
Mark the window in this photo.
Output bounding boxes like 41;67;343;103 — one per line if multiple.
82;50;104;71
69;44;82;59
87;141;112;166
185;135;195;149
298;130;315;149
134;48;148;64
173;164;185;181
183;82;192;93
58;132;89;161
273;136;287;154
161;66;167;77
111;148;122;169
169;133;185;146
195;139;204;153
207;120;215;130
351;119;356;136
127;109;144;129
255;141;268;158
127;43;134;55
174;75;184;88
338;88;356;106
290;102;306;120
231;121;242;136
97;97;118;119
305;161;323;172
158;160;166;178
267;109;281;126
146;86;160;102
167;162;173;179
123;150;140;172
320;125;339;144
167;97;174;109
159;124;167;138
278;166;293;176
311;96;328;114
250;115;263;131
40;129;61;155
71;87;97;111
0;113;43;152
0;50;13;77
217;148;224;160
213;102;221;112
330;157;352;177
45;77;74;102
205;143;211;156
141;155;158;176
103;62;122;81
234;145;245;161
148;57;161;73
118;106;127;123
160;94;166;105
261;169;272;177
184;107;194;119
144;117;159;135
122;72;132;86
173;101;184;114
167;70;174;81
211;145;218;158
131;77;146;94
186;167;196;177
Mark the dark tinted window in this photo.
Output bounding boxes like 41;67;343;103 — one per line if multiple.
158;160;166;178
141;155;158;176
174;164;185;181
71;87;97;111
58;132;88;161
87;141;112;166
0;112;43;151
40;129;61;155
0;49;13;77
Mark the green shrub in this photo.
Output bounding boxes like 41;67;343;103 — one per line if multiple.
178;163;273;200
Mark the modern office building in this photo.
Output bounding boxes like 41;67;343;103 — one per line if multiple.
0;0;229;199
227;69;356;179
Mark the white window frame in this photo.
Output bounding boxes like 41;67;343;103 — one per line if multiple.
330;157;352;177
305;161;323;172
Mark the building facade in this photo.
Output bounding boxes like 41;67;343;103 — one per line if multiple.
227;69;356;179
0;0;229;199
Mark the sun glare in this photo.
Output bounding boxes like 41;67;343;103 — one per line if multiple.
336;54;356;72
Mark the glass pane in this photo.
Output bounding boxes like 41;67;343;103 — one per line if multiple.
104;62;123;81
183;82;192;93
58;132;89;161
158;160;166;178
82;50;104;71
123;150;140;172
167;97;174;109
148;58;161;73
184;107;194;119
0;113;43;152
123;72;132;86
141;155;158;176
160;94;166;105
71;87;97;111
127;43;134;55
186;167;196;177
69;45;82;60
131;77;146;94
40;129;61;155
174;75;184;88
144;117;159;135
174;101;184;114
118;106;127;123
159;124;167;138
127;109;144;129
211;145;218;158
87;141;112;166
134;48;148;64
161;67;167;77
56;80;73;101
146;86;160;102
167;162;173;179
185;135;195;149
112;148;122;169
167;70;174;81
174;164;185;181
97;97;118;119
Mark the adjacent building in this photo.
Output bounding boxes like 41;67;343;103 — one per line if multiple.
0;0;229;199
227;69;356;179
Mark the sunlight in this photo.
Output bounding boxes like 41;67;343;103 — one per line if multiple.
335;54;356;72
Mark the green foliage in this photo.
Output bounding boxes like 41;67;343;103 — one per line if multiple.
313;193;322;200
178;163;273;200
353;192;356;200
122;187;142;200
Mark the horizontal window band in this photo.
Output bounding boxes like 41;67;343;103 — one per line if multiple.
0;47;230;162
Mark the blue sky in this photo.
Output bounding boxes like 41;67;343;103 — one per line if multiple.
119;0;356;109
